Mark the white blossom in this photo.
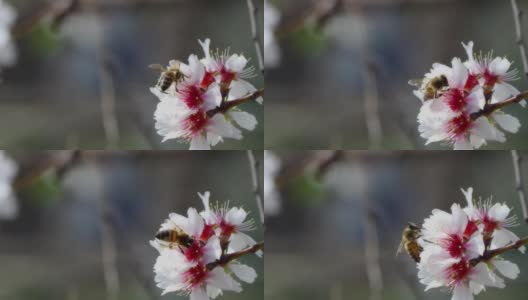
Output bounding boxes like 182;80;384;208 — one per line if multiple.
0;151;17;220
264;0;281;68
414;42;524;150
264;150;281;216
0;0;16;70
151;39;261;150
416;188;523;300
152;191;260;300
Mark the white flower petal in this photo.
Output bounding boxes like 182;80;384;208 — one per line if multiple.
493;113;520;133
230;264;257;283
190;135;211;150
229;111;257;131
493;260;520;280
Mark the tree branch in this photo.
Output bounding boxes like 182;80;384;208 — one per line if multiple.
206;89;264;118
363;60;383;150
94;158;120;300
511;0;528;77
247;150;265;226
364;208;383;300
245;0;265;74
470;236;528;266
511;150;528;223
96;39;120;149
206;241;264;271
470;90;528;120
314;150;344;180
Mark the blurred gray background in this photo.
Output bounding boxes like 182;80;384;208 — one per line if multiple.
0;0;263;149
265;0;528;150
0;151;264;300
265;150;528;300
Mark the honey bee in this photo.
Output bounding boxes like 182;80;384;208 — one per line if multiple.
397;222;423;263
408;75;448;100
149;60;185;92
155;226;194;248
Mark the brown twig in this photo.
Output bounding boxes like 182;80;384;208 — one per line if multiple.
470;90;528;120
12;0;80;37
245;0;264;74
470;236;528;266
276;0;343;38
314;150;344;180
364;208;383;300
511;150;528;223
93;4;120;149
206;89;264;118
360;158;382;300
247;150;265;226
363;60;383;149
206;241;264;271
511;0;528;76
94;157;120;300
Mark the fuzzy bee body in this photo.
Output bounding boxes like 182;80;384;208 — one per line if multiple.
409;75;448;100
150;60;185;92
155;227;194;248
397;222;423;263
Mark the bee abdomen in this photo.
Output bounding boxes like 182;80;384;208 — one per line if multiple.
155;230;171;241
406;242;423;263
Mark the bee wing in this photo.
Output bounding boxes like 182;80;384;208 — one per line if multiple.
149;64;165;71
407;79;423;88
396;240;405;256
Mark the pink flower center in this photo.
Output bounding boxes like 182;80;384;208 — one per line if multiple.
483;70;498;87
200;224;216;241
448;114;471;138
464;74;479;91
447;260;471;284
482;215;498;233
444;89;467;112
185;264;208;288
444;234;466;258
201;72;216;89
184;241;203;262
181;85;204;109
184;111;208;136
463;220;478;239
220;68;236;85
219;220;236;237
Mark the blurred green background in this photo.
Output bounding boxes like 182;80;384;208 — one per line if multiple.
0;151;264;300
0;0;263;149
265;0;528;150
265;150;528;300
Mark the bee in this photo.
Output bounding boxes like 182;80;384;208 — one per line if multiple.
155;227;194;248
408;75;448;100
397;222;423;263
149;60;185;92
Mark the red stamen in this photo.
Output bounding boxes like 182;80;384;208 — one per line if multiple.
445;89;467;112
200;224;216;241
448;260;471;284
201;72;216;89
449;114;472;137
184;241;203;262
186;264;208;287
184;111;208;135
464;74;479;91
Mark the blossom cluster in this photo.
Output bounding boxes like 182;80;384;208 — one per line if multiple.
0;0;17;70
151;192;261;300
417;188;524;300
414;42;524;150
0;151;17;220
264;0;281;68
152;39;262;150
